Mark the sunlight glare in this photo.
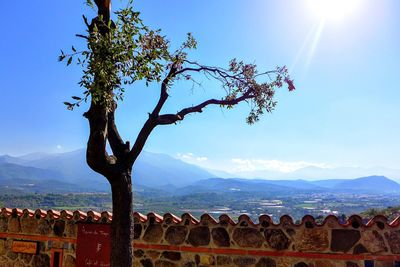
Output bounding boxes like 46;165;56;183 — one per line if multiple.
307;0;360;21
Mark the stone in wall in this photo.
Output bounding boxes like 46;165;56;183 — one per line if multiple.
296;228;329;252
134;249;145;258
53;220;66;237
314;260;335;267
155;259;177;267
147;250;161;260
384;230;400;254
331;229;360;252
196;254;215;265
211;227;230;247
140;258;153;267
0;217;7;232
294;262;308;267
264;229;290;250
143;224;163;243
353;244;368;254
20;253;33;265
7;251;18;261
20;216;38;234
65;221;77;238
232;227;264;248
165;226;187;245
38;219;52;235
362;230;387;253
0;239;5;256
188;226;210;247
8;218;20;233
161;251;181;261
233;256;256;266
375;261;394;267
346;262;359;267
183;261;195;267
255;257;276;267
217;255;233;266
64;255;76;267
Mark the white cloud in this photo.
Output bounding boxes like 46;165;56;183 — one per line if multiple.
56;145;62;150
177;152;208;163
231;158;331;173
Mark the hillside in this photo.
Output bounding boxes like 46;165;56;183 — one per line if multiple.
0;150;215;192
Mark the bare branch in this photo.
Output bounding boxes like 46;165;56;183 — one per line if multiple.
151;63;178;117
157;91;253;125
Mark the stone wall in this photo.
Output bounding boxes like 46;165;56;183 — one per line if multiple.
0;207;400;267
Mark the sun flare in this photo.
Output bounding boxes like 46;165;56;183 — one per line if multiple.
307;0;360;21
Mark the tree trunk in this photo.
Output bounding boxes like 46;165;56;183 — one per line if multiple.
109;170;133;267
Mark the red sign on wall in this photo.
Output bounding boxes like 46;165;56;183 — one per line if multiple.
76;224;111;267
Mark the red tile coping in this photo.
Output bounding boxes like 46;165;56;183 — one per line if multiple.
133;243;400;261
1;207;400;228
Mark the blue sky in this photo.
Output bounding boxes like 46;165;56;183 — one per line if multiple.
1;0;399;176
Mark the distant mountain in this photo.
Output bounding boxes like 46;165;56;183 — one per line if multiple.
333;175;400;193
176;176;400;195
0;162;88;193
0;149;216;191
309;179;347;188
177;178;324;195
0;155;27;165
16;149;109;191
236;165;400;181
1;151;399;195
133;151;215;187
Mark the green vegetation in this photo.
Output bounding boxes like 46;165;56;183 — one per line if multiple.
361;206;400;221
2;191;400;223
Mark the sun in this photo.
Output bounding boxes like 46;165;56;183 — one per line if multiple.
307;0;360;21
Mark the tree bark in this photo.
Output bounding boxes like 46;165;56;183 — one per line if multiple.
109;170;133;267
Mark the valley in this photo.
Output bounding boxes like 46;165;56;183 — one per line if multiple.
1;150;400;221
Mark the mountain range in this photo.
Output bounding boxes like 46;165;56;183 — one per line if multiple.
0;149;215;193
0;149;400;195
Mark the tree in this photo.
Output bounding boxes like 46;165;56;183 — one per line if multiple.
60;0;295;266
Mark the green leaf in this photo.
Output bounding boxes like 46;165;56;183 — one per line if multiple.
72;46;76;52
72;96;82;100
67;57;72;66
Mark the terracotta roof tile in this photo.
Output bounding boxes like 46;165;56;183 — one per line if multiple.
163;213;181;224
100;211;113;223
200;214;218;225
218;214;235;225
47;210;61;219
22;209;34;218
1;208;12;216
60;210;73;220
133;212;147;223
238;214;255;226
258;214;273;227
279;214;295;227
87;210;101;222
389;215;400;227
34;209;47;219
1;207;400;228
146;212;163;223
13;208;23;217
181;213;199;225
73;210;87;221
